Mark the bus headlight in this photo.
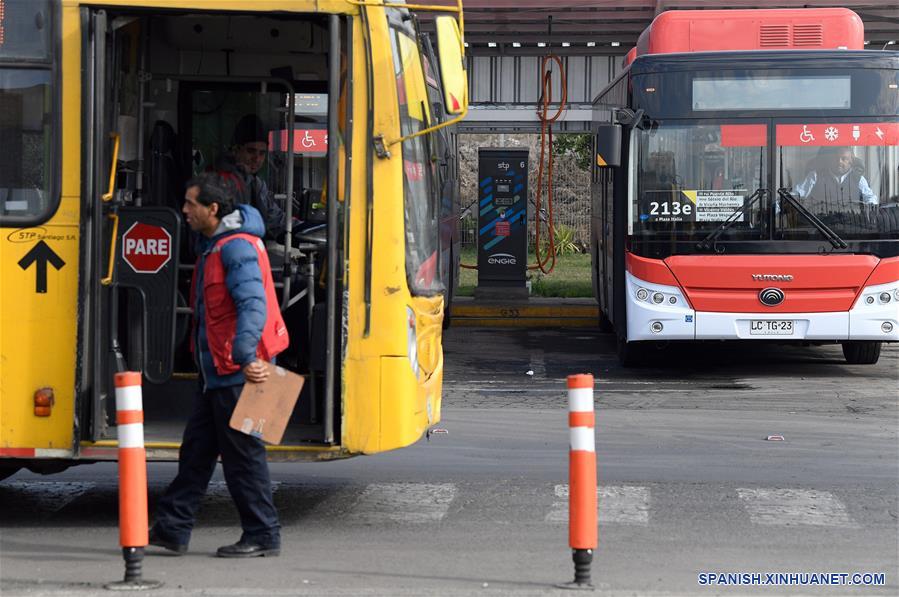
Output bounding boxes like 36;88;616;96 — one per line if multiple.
883;322;894;334
636;288;649;301
652;292;664;304
650;321;663;333
879;292;892;304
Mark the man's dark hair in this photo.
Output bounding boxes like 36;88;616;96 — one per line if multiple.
186;172;237;218
232;114;267;147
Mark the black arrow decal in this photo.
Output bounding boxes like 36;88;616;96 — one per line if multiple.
18;240;66;293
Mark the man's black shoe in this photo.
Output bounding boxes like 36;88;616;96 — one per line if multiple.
216;540;280;558
148;528;188;555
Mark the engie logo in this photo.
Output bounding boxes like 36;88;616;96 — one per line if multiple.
487;253;517;265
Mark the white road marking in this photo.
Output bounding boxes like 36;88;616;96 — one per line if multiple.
2;482;96;513
546;484;650;525
737;488;857;527
347;483;456;524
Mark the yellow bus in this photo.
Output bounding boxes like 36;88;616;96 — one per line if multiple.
0;0;468;479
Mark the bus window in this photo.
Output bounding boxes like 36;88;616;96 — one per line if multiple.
633;122;767;243
777;133;899;240
391;28;441;295
0;0;56;225
0;0;51;61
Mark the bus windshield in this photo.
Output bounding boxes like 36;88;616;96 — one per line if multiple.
776;123;899;242
632;122;767;242
631;121;899;245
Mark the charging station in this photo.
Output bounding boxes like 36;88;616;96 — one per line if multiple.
475;148;529;299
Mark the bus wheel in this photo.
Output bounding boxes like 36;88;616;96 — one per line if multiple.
0;465;22;482
617;337;646;368
841;341;882;365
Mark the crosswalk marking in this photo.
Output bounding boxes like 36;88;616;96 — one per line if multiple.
1;481;96;514
1;481;870;531
345;483;457;524
736;488;857;528
205;480;282;499
546;484;650;525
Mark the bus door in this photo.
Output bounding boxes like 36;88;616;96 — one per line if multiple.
82;8;181;442
81;6;349;453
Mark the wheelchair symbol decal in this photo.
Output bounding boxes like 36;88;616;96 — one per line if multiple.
799;125;815;144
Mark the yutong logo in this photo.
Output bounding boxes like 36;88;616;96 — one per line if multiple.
487;253;517;265
759;287;785;306
752;274;794;282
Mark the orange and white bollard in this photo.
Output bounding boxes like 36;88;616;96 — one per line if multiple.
562;373;597;589
105;371;161;591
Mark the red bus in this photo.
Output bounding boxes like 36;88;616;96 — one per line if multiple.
592;8;899;366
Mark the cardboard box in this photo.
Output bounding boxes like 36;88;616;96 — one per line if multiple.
229;366;304;445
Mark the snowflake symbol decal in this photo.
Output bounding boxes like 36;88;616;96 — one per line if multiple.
824;126;839;142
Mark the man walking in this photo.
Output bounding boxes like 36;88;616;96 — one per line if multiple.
150;172;288;558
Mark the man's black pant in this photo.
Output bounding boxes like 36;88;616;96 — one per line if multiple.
152;384;280;547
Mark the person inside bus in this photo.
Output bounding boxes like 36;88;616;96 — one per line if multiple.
229;114;287;241
150;172;287;558
793;146;878;217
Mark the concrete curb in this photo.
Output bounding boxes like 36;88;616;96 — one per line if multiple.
450;299;599;327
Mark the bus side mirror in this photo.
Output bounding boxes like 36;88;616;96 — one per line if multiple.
435;16;468;115
595;124;622;168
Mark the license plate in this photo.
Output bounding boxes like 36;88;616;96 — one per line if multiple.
749;320;794;335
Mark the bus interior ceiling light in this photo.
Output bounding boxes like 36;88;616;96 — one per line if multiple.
610;41;620;47
512;42;521;48
488;42;497;48
587;42;596;47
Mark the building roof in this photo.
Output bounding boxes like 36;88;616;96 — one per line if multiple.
425;0;898;53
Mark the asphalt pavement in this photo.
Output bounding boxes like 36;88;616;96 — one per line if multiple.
1;328;896;596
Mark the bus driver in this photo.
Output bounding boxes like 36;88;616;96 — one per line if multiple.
793;146;878;216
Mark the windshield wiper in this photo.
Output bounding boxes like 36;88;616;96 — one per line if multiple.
776;188;848;249
697;188;766;251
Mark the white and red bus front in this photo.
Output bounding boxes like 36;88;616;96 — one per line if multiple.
618;49;899;363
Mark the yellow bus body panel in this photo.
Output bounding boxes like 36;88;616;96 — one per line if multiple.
342;6;444;454
64;0;356;14
0;5;83;453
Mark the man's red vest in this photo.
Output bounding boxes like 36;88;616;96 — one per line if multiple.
191;232;289;375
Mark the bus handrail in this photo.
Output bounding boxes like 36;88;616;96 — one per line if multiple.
100;212;119;286
101;132;121;286
101;132;120;203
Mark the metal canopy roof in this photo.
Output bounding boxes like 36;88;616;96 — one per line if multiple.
421;0;899;54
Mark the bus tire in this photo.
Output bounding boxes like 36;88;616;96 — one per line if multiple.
841;341;881;365
617;337;646;367
0;464;22;482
